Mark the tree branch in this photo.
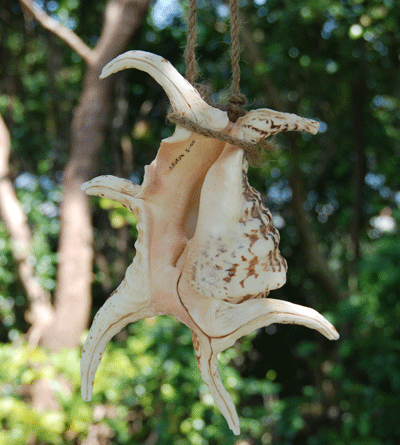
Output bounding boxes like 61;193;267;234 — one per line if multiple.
0;115;54;346
19;0;93;63
92;0;150;66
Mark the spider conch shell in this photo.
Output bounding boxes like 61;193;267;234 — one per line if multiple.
81;51;339;435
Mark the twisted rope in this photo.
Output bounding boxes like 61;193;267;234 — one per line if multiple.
226;0;247;122
184;0;198;85
178;0;270;164
167;113;276;165
184;0;246;121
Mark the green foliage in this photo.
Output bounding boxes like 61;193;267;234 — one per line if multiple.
0;319;281;444
1;0;400;443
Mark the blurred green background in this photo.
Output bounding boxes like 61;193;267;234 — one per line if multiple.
1;0;400;443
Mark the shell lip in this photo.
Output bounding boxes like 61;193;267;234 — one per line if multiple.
81;176;140;198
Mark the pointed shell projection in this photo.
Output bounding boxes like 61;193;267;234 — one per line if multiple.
81;51;338;435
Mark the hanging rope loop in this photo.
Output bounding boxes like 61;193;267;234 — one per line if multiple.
175;0;271;164
226;0;247;121
184;0;246;120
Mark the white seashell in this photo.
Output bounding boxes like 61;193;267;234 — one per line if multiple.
81;51;338;435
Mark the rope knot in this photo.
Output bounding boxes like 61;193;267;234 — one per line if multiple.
194;82;212;103
227;92;247;122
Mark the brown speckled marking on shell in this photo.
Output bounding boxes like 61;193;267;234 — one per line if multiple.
236;109;320;144
186;153;287;304
226;290;269;304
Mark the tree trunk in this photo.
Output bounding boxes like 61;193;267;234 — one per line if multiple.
40;71;111;350
0;115;54;346
38;0;151;350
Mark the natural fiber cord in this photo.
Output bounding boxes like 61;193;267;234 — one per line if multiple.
226;0;247;122
184;0;246;121
178;0;272;164
167;112;275;165
184;0;198;85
